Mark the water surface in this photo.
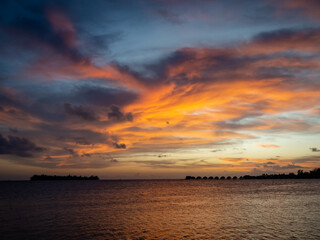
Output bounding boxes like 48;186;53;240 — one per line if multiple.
1;179;319;239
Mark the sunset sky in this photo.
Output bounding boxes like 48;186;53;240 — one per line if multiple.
1;0;320;179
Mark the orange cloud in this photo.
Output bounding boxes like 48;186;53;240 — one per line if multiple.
259;144;280;149
219;158;249;163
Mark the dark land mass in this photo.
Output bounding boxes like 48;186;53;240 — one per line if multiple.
30;174;99;181
185;168;320;180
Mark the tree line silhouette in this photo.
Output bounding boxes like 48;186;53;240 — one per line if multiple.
185;168;320;180
30;174;99;180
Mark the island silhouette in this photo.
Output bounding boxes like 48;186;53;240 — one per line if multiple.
30;174;99;180
185;168;320;180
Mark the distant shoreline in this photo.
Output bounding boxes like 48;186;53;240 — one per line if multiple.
185;168;320;180
0;177;319;181
30;175;99;181
6;169;320;181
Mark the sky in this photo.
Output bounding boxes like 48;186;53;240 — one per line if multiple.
0;0;320;180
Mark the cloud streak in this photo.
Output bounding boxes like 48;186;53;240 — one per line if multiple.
64;103;97;121
259;144;280;149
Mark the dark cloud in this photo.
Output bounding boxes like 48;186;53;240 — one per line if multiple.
9;127;18;133
74;137;90;145
81;153;92;157
289;156;320;164
310;147;320;152
211;149;224;153
252;27;320;51
63;147;76;155
64;103;97;121
215;118;264;130
111;62;157;87
111;49;199;87
110;158;118;163
113;142;126;149
73;84;139;107
114;27;320;89
158;154;167;158
269;164;304;170
156;9;183;24
34;123;108;146
1;2;90;65
128;48;265;88
0;81;139;124
143;49;196;82
0;86;66;122
126;113;133;121
108;105;133;122
0;134;45;157
266;161;276;164
29;154;115;169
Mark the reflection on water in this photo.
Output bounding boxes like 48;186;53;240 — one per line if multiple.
0;180;319;239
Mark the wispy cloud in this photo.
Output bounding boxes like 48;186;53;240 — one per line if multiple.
310;148;320;152
259;144;280;149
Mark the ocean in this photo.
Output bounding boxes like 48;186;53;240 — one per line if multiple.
1;179;319;239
